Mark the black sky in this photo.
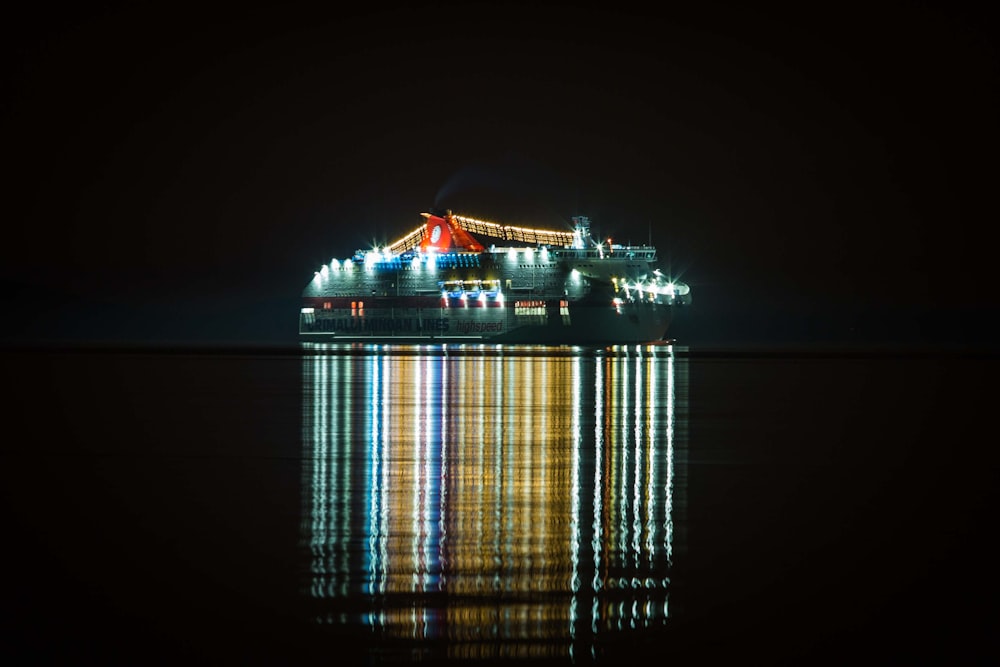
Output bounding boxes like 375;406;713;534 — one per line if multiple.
3;3;997;347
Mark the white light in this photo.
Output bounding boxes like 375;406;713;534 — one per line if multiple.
344;259;354;270
330;258;341;270
570;268;580;283
540;247;549;261
507;248;517;262
525;247;534;260
301;307;315;314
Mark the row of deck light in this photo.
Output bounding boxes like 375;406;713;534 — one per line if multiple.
613;272;689;301
505;246;548;262
441;289;504;305
315;245;558;284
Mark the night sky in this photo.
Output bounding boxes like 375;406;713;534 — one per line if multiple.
3;3;996;347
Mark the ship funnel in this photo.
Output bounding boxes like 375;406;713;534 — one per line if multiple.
419;212;485;253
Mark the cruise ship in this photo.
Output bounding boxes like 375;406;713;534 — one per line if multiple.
299;210;690;344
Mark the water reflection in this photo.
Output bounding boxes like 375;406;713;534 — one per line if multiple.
301;343;687;660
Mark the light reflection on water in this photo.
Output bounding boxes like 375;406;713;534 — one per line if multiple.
301;343;687;660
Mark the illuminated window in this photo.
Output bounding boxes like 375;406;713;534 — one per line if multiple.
514;300;546;316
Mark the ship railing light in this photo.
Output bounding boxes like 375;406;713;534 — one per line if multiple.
301;307;315;314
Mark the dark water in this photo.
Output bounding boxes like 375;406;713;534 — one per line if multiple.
2;344;996;665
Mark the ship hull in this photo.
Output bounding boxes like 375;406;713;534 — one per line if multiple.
299;300;674;345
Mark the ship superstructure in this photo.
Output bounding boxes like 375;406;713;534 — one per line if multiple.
300;211;690;344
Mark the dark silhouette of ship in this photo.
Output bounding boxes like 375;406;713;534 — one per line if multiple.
300;211;690;344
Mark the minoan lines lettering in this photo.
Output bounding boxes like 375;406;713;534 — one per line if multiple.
306;317;451;332
305;317;507;335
